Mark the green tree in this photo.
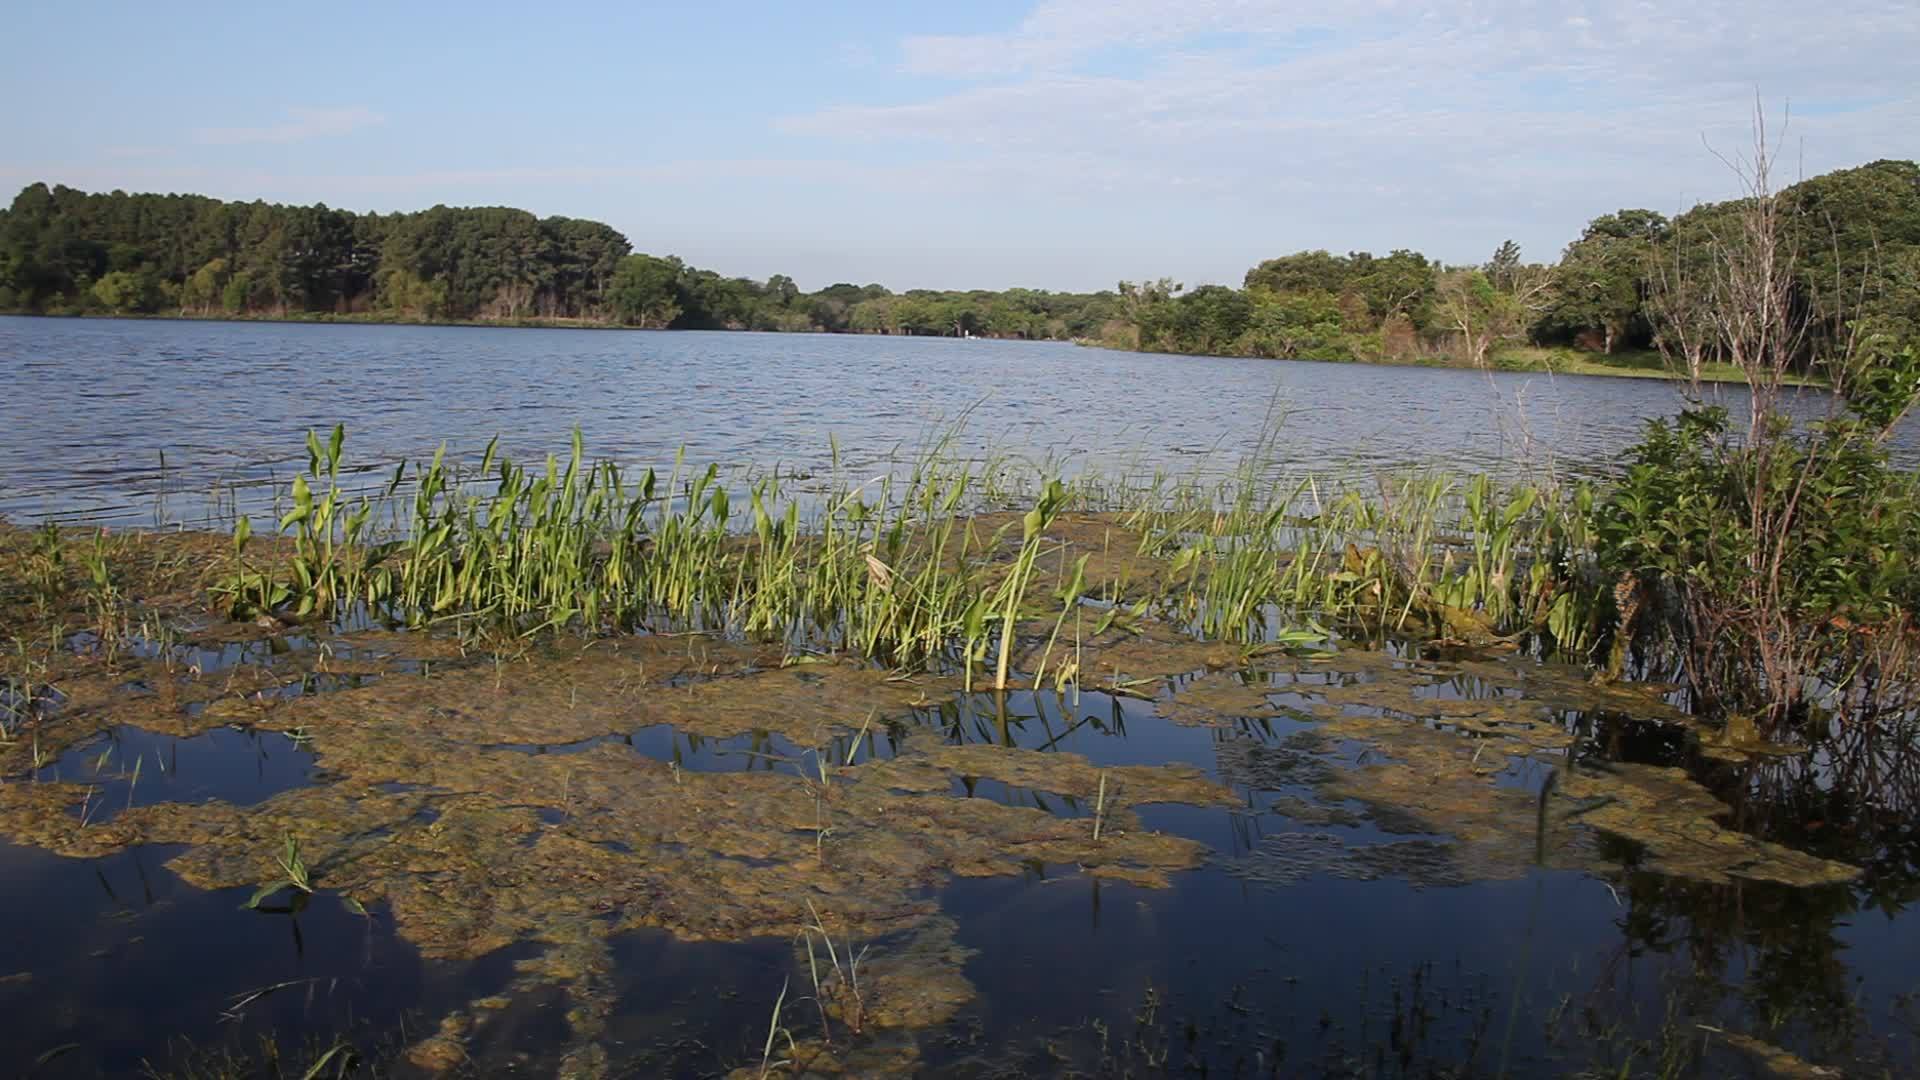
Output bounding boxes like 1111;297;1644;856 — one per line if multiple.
1243;250;1350;295
848;296;897;334
1167;285;1252;353
765;274;799;308
1540;211;1667;352
90;269;148;313
181;258;229;313
1484;240;1522;290
221;270;254;314
608;254;684;328
1117;278;1181;350
1347;249;1436;325
1243;290;1349;360
1435;265;1554;366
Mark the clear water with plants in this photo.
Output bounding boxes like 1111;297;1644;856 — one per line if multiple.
1;315;1917;1079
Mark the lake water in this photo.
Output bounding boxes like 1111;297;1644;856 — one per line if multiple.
5;316;1907;526
2;317;1917;1077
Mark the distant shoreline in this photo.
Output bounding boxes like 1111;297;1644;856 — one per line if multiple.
1072;336;1820;388
0;308;1038;338
3;308;1818;387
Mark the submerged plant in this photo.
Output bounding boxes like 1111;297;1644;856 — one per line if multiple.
756;977;799;1078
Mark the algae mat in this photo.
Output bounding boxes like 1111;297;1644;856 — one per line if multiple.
0;533;1896;1076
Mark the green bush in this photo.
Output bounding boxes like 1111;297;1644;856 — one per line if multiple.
1591;342;1920;723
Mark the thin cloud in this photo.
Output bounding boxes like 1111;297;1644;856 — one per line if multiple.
193;106;385;146
788;0;1920;265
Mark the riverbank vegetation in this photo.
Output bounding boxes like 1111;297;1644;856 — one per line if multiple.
0;186;1119;339
24;356;1907;752
12;488;1908;1074
1112;158;1919;379
3;158;1913;380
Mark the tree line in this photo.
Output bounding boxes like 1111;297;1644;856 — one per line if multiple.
2;160;1914;365
0;184;1120;339
1114;159;1919;372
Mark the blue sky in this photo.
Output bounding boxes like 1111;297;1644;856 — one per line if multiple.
4;0;1916;292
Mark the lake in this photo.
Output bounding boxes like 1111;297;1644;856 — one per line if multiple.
1;316;1916;1078
6;316;1904;527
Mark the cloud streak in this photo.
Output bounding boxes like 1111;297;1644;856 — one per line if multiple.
194;106;385;146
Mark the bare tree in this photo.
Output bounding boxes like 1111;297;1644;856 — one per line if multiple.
1434;262;1554;368
1643;98;1917;728
1645;225;1713;395
1697;100;1813;441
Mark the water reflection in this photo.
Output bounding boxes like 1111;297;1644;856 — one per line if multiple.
3;647;1916;1070
34;724;317;823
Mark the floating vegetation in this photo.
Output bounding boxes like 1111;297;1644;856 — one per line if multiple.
0;423;1914;1076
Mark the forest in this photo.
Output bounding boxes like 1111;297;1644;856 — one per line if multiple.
1116;159;1919;373
0;184;1117;340
1;159;1915;371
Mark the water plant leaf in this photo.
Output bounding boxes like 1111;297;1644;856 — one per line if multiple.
30;1043;80;1071
300;1042;357;1080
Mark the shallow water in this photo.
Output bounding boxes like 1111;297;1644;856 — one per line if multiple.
35;724;317;822
6;316;1912;526
0;838;535;1076
4;317;1919;1076
3;640;1914;1077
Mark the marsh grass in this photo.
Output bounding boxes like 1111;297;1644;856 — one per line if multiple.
218;424;1611;687
142;1030;372;1080
178;415;1916;734
800;900;869;1041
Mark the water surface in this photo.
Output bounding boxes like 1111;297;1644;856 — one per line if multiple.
6;316;1906;526
3;317;1917;1076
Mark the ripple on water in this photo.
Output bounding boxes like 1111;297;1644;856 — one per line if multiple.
11;316;1909;526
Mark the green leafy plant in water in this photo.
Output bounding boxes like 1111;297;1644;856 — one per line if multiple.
1592;368;1920;727
278;424;376;620
244;833;315;909
214;513;290;619
77;530;128;662
196;392;1914;743
26;521;64;610
992;478;1067;690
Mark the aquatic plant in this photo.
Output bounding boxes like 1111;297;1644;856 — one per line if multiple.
216;514;289;619
801;900;869;1040
756;977;799;1078
1595;400;1920;725
28;520;64;609
992;478;1067;690
199;395;1916;737
244;834;314;909
1092;770;1109;842
225;426;1588;671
